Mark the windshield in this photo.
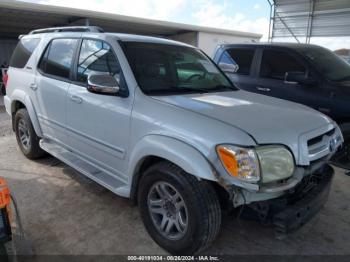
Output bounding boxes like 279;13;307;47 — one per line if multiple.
121;42;236;95
296;46;350;82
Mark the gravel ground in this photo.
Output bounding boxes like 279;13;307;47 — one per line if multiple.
0;103;349;256
0;99;12;137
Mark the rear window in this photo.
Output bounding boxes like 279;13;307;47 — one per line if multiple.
9;38;41;68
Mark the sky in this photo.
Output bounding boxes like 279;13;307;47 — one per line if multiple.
20;0;350;50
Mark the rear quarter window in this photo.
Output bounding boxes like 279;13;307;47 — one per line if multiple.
9;38;41;68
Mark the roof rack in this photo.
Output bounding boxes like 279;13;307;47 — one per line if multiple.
29;26;104;35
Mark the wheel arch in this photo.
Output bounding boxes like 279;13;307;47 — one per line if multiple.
128;135;218;203
10;92;42;137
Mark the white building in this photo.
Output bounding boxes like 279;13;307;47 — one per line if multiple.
0;0;261;64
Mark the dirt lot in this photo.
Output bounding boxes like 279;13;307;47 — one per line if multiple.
0;104;349;255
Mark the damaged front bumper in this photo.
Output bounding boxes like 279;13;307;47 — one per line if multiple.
245;164;334;237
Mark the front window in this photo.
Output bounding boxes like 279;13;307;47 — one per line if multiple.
121;42;236;95
219;49;255;75
77;39;122;85
260;49;306;80
297;46;350;82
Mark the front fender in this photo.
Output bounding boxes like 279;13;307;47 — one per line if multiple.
128;135;217;182
10;90;43;137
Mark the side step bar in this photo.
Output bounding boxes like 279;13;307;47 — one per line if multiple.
39;138;130;197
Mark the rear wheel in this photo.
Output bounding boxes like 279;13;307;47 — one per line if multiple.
332;123;350;170
138;162;222;255
14;109;45;159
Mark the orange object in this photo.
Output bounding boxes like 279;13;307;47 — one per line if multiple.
217;146;239;177
0;178;10;208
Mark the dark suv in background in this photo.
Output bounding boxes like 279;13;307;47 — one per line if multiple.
213;43;350;169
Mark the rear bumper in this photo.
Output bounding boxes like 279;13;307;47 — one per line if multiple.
248;164;334;237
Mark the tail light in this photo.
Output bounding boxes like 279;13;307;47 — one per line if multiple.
2;71;8;88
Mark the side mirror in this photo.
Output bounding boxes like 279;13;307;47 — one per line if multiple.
218;62;239;74
285;71;316;86
87;74;119;95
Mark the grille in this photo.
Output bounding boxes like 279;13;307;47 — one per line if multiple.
307;128;338;162
307;128;335;147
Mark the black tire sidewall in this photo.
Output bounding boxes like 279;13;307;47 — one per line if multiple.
15;109;33;155
138;165;210;254
14;109;44;159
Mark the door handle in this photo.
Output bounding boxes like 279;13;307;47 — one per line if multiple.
29;83;38;91
256;86;271;92
70;95;83;104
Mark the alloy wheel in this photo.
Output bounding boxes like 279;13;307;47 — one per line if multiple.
17;119;31;150
147;181;188;241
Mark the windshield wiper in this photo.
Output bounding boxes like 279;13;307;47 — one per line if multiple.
145;86;208;95
176;87;211;93
209;85;237;91
146;85;235;95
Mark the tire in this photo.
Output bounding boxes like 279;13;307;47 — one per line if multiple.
138;161;222;255
14;108;45;159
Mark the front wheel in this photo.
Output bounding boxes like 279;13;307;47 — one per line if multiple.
138;162;222;255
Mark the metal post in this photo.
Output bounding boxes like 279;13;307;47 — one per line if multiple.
85;18;90;26
275;12;301;43
306;0;315;44
267;0;300;43
267;0;274;42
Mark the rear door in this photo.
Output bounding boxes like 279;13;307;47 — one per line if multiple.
36;37;79;145
66;38;132;180
216;47;258;92
7;37;41;104
255;48;317;107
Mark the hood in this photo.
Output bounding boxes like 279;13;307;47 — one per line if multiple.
152;90;332;163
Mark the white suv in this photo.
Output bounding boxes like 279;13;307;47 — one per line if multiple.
4;26;343;254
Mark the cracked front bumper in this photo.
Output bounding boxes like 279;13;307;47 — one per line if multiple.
248;164;334;237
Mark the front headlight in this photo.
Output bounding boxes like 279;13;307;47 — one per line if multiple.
217;145;295;184
216;145;260;182
256;146;295;183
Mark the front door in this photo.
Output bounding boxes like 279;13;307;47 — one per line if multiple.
255;49;317;108
217;48;258;93
66;39;132;180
